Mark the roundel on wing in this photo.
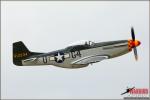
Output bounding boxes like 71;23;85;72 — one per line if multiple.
54;52;65;63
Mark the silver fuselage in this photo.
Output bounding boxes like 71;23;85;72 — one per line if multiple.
21;40;130;68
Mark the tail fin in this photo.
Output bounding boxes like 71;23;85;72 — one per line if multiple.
13;41;42;66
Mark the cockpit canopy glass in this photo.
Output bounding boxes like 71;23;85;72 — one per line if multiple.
65;40;95;52
67;40;95;47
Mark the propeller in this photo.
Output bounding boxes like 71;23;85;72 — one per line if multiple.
129;27;140;61
131;27;135;41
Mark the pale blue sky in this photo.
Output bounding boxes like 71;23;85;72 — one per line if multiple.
1;1;149;99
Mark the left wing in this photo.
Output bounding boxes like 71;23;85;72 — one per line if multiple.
71;55;109;65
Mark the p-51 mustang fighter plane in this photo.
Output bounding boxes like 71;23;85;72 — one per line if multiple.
13;27;141;68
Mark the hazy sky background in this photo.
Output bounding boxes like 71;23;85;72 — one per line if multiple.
1;1;149;99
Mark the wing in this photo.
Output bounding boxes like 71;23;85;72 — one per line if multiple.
71;55;109;65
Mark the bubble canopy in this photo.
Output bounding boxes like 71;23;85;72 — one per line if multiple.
67;40;95;47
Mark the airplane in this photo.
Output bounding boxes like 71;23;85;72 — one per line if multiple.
13;27;141;68
121;87;135;95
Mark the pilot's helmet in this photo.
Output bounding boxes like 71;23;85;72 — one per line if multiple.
85;41;88;45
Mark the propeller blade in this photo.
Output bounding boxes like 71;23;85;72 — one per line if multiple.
131;27;135;41
133;47;138;60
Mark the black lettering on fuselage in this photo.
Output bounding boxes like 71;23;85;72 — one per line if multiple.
71;51;81;58
43;56;47;63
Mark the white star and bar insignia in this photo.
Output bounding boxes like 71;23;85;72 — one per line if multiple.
49;52;70;63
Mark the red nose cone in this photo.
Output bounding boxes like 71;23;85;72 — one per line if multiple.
128;40;141;51
134;40;141;46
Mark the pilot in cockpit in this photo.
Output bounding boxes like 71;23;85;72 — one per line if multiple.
85;41;88;46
